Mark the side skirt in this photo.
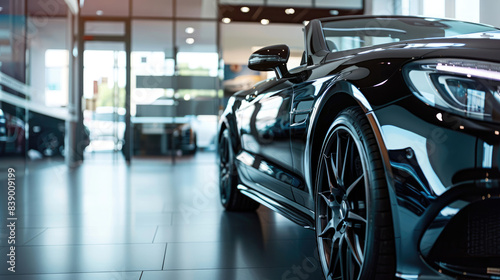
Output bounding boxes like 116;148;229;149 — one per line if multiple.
237;184;316;229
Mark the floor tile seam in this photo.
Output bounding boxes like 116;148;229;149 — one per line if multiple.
152;237;315;244
23;227;49;245
161;243;168;270
147;266;296;272
151;225;159;243
8;242;169;248
0;269;145;276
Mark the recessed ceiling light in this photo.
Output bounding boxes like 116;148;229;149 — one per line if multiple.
260;19;270;25
186;38;195;44
185;27;195;34
96;10;103;16
329;10;339;15
240;6;250;13
285;8;295;15
303;20;310;26
222;17;231;24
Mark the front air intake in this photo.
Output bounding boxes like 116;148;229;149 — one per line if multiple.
427;199;500;278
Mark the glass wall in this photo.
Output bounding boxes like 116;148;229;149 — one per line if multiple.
0;0;72;169
128;0;221;154
397;0;480;23
0;0;28;166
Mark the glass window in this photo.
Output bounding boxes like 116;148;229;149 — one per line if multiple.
176;0;217;19
28;18;69;106
132;20;174;54
219;0;264;5
131;20;175;115
267;0;311;7
400;0;410;15
177;52;219;77
316;0;362;9
81;0;129;17
175;20;218;99
423;0;445;17
1;1;26;86
45;50;69;107
132;0;173;18
175;21;217;53
456;0;480;23
85;21;125;36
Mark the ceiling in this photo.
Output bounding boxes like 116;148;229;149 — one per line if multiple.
26;0;362;64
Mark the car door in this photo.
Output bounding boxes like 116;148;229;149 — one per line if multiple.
290;74;339;208
235;78;295;200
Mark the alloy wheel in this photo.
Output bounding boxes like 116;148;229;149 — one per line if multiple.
316;126;368;280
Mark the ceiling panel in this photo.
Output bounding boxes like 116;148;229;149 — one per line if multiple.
176;0;217;19
132;0;173;17
176;21;217;52
81;0;129;17
132;20;173;53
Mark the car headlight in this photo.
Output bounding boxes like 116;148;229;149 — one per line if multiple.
403;59;500;122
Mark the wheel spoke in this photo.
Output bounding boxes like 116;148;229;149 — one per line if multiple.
319;192;336;208
345;174;364;197
345;227;364;266
347;211;366;224
354;231;365;264
346;245;352;280
336;133;341;181
318;218;336;239
323;154;339;192
338;234;347;279
328;239;339;276
340;136;350;185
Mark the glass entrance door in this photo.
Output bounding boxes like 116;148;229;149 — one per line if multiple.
83;42;126;153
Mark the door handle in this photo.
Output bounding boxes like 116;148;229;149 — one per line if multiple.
245;93;257;102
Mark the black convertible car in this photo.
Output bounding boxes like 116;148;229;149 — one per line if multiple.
218;16;500;279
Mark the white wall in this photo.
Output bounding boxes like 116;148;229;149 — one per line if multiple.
479;0;500;27
365;0;395;15
395;0;486;24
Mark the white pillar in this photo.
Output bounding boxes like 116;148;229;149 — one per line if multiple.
365;0;395;15
480;0;500;26
445;0;455;18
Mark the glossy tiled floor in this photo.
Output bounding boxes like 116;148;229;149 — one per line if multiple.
0;151;322;279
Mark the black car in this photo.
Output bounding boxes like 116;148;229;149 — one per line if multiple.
218;16;500;280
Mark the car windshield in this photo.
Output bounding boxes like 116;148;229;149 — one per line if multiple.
321;17;499;52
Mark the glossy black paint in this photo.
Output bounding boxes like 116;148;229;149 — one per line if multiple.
248;44;290;79
219;15;500;279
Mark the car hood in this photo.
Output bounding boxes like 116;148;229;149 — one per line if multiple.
320;34;500;84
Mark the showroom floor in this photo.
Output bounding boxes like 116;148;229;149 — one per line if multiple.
0;151;322;280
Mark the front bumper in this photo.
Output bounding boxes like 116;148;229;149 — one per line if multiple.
396;180;500;279
372;103;500;279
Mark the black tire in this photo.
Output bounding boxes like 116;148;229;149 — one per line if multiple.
219;129;260;211
315;107;395;280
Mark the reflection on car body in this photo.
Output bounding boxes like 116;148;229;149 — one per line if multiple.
218;15;500;280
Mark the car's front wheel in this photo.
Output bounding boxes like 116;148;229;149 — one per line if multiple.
315;107;395;280
219;129;259;211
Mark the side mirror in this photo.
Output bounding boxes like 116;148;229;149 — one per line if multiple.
248;44;290;79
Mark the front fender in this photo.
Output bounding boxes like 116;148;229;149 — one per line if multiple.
304;80;401;250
